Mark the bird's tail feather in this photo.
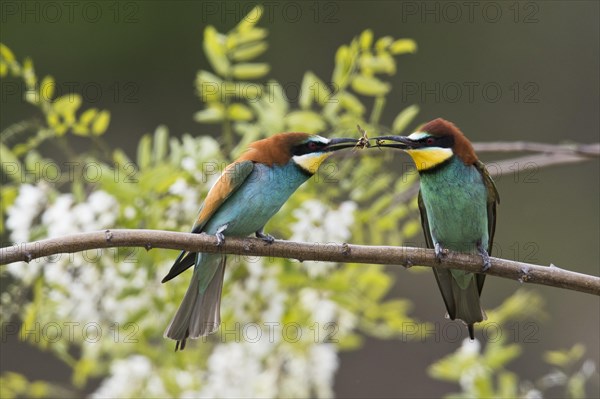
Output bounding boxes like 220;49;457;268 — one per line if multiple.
189;258;225;337
164;255;226;349
434;268;485;339
451;276;486;339
161;250;196;283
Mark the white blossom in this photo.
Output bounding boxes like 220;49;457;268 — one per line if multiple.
91;355;168;398
165;178;200;229
6;183;48;242
459;337;481;356
198;342;277;398
290;200;357;277
309;344;338;398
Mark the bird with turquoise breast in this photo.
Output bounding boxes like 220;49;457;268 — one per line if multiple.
373;118;499;339
162;132;359;350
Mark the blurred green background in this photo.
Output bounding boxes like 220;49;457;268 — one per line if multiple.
1;1;598;397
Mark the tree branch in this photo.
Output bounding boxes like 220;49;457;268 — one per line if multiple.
472;141;600;156
1;229;598;296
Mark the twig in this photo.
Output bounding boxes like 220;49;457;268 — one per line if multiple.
473;141;600;156
1;229;598;296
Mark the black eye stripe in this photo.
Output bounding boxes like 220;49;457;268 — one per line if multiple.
292;141;327;156
417;135;454;148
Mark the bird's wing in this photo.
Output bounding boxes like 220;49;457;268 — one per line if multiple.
474;160;499;252
417;191;435;248
191;160;256;233
418;191;457;319
474;160;499;294
161;160;255;283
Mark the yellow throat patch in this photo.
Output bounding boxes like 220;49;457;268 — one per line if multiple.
292;152;332;174
407;147;453;171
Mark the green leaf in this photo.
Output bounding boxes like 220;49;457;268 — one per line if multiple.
359;53;396;75
235;82;263;99
153;125;169;163
72;358;94;388
351;75;390;96
498;372;518;398
29;381;49;398
39;75;55;102
194;103;225;123
332;44;357;89
0;144;22;183
284;110;326;133
53;94;82;114
203;26;230;77
113;148;132;166
0;185;18;233
390;38;417;54
299;71;332;109
24;89;38;105
233;5;263;33
227;28;268;49
91;110;110;135
71;124;89;136
195;70;224;103
46;113;69;136
230;42;268;61
140;164;180;193
137;134;152;170
299;72;314;110
357;267;392;301
73;108;98;136
483;289;546;325
338;92;365;115
544;344;585;367
46;112;60;129
375;36;394;52
359;29;374;50
312;75;332;106
401;219;421;238
392;104;419;133
0;43;16;63
22;57;36;89
231;63;270;80
227;103;253;121
567;373;586;399
79;108;98;125
484;342;521;370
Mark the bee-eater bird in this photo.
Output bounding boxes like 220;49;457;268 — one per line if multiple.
373;118;499;339
162;132;358;350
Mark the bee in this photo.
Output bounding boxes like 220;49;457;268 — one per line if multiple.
354;124;370;150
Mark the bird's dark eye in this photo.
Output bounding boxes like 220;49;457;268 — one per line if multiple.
292;140;326;156
426;137;435;145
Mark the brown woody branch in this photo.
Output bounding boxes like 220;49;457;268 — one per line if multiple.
472;141;600;156
1;229;598;296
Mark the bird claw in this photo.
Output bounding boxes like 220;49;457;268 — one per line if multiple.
215;232;225;247
481;259;491;272
256;230;275;244
477;242;491;272
434;242;446;262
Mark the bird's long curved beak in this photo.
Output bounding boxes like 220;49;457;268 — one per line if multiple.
370;135;414;149
325;137;363;152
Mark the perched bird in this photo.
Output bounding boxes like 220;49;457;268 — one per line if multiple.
162;132;358;350
373;118;499;339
